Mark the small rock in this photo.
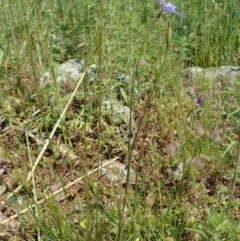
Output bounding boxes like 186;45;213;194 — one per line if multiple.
100;160;136;185
0;168;5;176
218;66;240;82
182;67;203;80
58;59;84;82
58;144;78;160
210;127;221;142
88;64;97;73
165;140;181;157
0;184;7;196
40;59;85;88
173;163;184;178
195;121;205;136
115;73;131;83
186;155;209;170
101;100;134;125
182;66;240;84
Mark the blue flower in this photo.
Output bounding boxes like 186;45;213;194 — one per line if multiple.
196;97;204;105
158;0;187;18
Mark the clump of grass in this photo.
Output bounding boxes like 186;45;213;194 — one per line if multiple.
0;0;239;240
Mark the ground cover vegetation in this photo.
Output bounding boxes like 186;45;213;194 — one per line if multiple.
0;0;239;240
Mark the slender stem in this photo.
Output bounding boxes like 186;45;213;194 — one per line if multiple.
117;10;165;241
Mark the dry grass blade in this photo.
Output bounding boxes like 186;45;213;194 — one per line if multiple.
0;156;119;225
25;131;41;241
1;71;86;205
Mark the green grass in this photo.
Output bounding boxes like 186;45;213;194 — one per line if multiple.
0;0;239;240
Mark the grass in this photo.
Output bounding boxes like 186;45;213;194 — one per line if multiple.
0;0;239;240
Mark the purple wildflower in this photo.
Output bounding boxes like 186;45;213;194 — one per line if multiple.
158;0;187;18
196;97;204;105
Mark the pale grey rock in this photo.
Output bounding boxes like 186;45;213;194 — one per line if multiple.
165;140;181;157
101;100;133;125
88;64;97;73
0;184;7;196
100;160;136;185
40;59;97;88
0;168;5;176
58;59;84;82
115;73;131;83
182;66;240;83
218;66;240;80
